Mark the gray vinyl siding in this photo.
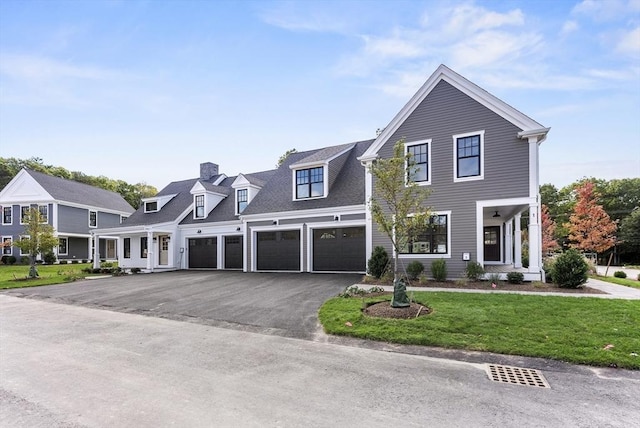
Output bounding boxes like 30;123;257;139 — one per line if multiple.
341;213;365;221
0;205;24;237
57;205;122;233
58;237;90;260
58;205;91;234
372;80;530;278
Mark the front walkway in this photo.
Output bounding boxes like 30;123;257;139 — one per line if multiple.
374;277;640;300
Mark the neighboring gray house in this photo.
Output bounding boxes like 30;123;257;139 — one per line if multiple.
94;65;548;279
0;169;135;262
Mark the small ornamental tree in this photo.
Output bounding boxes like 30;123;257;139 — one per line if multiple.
13;207;59;278
566;181;617;254
541;204;560;254
368;139;432;307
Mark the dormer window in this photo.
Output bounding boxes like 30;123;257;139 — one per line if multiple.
195;195;205;219
144;201;158;212
237;189;248;214
296;167;324;199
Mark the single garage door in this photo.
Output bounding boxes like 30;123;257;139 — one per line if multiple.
189;237;217;268
224;236;243;269
256;230;300;271
313;227;365;272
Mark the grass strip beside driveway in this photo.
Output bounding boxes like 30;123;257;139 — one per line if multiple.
0;264;93;289
592;275;640;289
319;292;640;369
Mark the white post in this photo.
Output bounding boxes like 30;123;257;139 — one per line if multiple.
528;203;541;272
505;219;513;265
92;234;100;269
514;214;522;268
146;231;154;272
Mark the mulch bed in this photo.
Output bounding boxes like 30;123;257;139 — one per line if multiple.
364;300;431;319
362;279;606;294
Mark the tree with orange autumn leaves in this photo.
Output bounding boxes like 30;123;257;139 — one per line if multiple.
541;204;559;254
566;181;617;253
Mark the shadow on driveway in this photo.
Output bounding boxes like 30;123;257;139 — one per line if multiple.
1;271;359;339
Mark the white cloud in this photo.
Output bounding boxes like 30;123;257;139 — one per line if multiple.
561;20;579;35
0;54;122;82
362;33;424;59
616;26;640;56
572;0;630;21
443;3;524;35
449;31;542;69
258;3;350;34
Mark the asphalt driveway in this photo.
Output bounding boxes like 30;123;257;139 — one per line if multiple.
1;271;359;339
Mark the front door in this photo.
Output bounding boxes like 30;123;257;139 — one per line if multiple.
106;239;117;259
159;235;169;265
483;226;501;262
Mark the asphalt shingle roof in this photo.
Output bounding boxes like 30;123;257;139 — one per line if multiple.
26;169;134;213
289;142;355;167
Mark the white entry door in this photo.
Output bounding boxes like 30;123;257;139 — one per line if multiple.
159;236;169;265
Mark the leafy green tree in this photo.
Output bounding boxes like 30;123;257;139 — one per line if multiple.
368;140;432;307
276;149;297;167
619;208;640;256
13;207;59;278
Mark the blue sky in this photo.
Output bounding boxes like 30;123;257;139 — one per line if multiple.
1;0;638;190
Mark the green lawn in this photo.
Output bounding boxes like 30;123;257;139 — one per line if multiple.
319;292;640;369
0;263;94;289
592;275;640;289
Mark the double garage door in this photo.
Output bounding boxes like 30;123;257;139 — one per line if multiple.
255;227;365;272
188;236;243;269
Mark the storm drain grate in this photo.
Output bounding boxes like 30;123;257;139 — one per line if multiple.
485;364;550;388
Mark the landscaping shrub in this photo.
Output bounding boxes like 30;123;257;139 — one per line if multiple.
406;261;424;280
20;256;30;265
465;261;484;281
506;271;524;284
551;249;588;288
367;246;389;279
543;257;556;283
1;255;9;265
131;267;141;274
43;251;57;265
431;259;447;281
487;273;501;284
59;260;68;264
637;273;640;281
613;271;627;279
522;255;529;268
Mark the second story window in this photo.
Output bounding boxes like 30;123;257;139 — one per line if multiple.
89;210;97;228
2;207;12;225
195;195;205;219
237;189;248;214
20;206;29;224
454;130;484;182
39;205;48;223
406;141;430;184
296;167;324;199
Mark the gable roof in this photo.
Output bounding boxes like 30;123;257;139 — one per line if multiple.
24;169;134;213
290;143;355;168
360;64;549;161
121;178;199;226
241;139;373;216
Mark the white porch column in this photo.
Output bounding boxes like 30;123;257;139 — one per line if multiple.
505;219;513;265
528;203;541;272
514;214;522;268
92;234;100;269
146;231;154;272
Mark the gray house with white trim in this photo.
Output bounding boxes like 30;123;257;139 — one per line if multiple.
94;65;548;280
0;169;135;262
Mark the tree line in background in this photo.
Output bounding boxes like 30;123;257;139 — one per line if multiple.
0;157;158;209
540;177;640;265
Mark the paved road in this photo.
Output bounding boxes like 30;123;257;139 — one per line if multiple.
1;271;358;339
2;295;639;428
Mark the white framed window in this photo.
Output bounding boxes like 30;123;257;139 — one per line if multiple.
237;189;248;214
58;237;68;255
20;206;29;224
194;194;205;219
2;236;12;255
120;215;128;224
295;166;325;199
406;139;432;185
399;211;452;259
38;205;48;223
19;235;30;256
453;130;484;182
2;206;12;225
123;238;131;259
89;210;97;228
144;201;158;212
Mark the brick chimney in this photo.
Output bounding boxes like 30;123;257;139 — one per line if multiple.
200;162;219;181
